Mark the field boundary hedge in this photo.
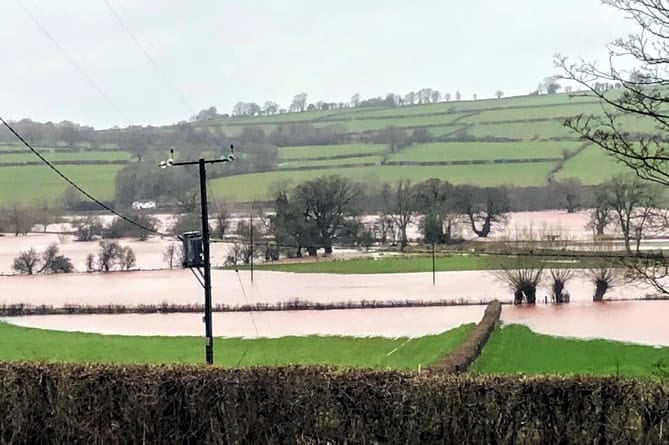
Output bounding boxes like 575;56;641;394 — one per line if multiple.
385;157;561;167
430;300;502;373
0;298;498;317
0;363;667;444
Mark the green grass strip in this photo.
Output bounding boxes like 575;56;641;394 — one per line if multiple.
0;321;472;369
471;324;669;376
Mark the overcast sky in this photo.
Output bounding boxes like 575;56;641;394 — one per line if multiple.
1;0;636;129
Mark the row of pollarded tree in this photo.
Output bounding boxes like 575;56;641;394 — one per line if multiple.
493;251;624;304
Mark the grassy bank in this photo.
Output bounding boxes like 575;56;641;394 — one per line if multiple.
471;324;669;376
0;321;472;369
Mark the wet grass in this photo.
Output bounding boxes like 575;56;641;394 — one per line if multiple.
0;321;473;369
242;254;606;274
471;324;669;376
244;255;494;274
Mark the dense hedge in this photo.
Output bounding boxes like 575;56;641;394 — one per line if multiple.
0;363;667;444
0;299;495;316
430;300;502;373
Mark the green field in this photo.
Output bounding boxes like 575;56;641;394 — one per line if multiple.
0;321;472;369
243;254;605;274
278;144;386;160
472;324;669;376
389;141;574;162
3;91;654;204
468;119;574;140
555;146;629;183
0;150;131;163
211;162;556;201
244;255;493;274
0;164;120;204
278;156;383;168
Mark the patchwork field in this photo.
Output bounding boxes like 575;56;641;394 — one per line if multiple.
0;91;651;205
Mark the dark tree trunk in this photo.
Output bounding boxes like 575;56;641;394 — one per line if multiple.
307;246;318;256
513;290;524;305
594;281;609;302
525;287;537;305
469;213;492;238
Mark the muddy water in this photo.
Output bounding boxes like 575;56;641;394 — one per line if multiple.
501;301;669;346
4;301;669;345
0;269;655;307
2;305;485;338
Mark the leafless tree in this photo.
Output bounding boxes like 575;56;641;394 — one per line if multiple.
12;248;40;274
558;1;669;294
606;174;664;254
85;253;96;273
12;244;73;275
556;1;669;189
549;267;573;303
382;179;415;251
493;252;544;305
163;243;182;269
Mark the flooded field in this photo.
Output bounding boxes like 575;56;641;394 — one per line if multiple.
2;305;486;338
0;269;656;308
2;209;668;345
2;209;668;275
4;301;669;345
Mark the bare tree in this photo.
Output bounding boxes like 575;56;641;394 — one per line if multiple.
606;174;663;254
119;247;136;271
556;1;669;188
85;253;96;273
97;240;122;272
382;180;415;251
163;243;182;269
213;203;230;239
493;253;544;304
586;267;622;302
588;184;613;237
12;248;40;275
549;267;573;303
293;176;361;255
39;243;74;274
12;244;73;275
585;242;624;302
455;185;510;238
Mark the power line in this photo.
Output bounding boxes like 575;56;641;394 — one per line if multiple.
15;0;131;124
0;116;170;238
101;0;196;115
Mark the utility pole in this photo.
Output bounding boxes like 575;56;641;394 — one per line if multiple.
432;242;436;285
250;208;254;283
161;146;235;365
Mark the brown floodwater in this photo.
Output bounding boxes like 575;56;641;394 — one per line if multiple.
501;301;669;346
2;305;485;338
4;301;669;345
0;269;656;308
2;209;668;344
